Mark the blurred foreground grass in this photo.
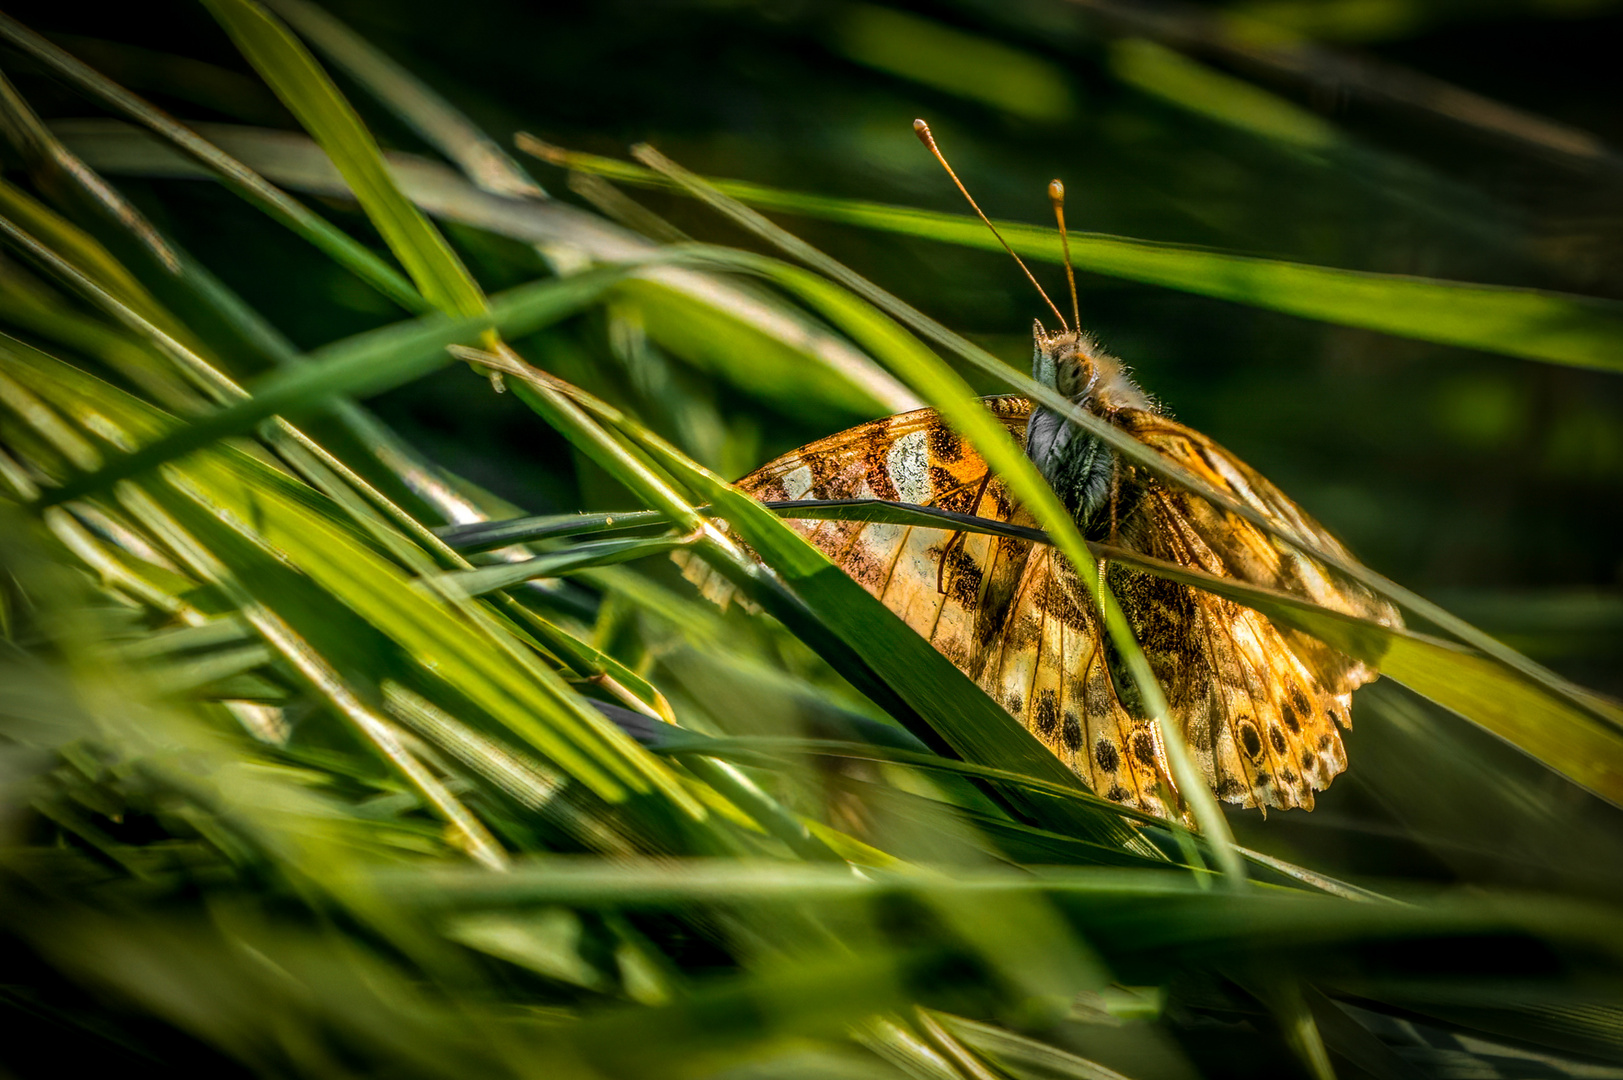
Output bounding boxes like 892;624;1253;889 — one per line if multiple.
1;2;1622;1078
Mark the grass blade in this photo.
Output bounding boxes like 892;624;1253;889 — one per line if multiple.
261;0;544;199
201;0;484;321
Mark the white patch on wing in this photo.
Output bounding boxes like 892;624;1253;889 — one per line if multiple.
886;429;932;505
780;464;813;501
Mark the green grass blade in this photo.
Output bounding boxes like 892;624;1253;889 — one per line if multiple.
260;0;545;199
430;534;691;598
201;0;486;320
3;343;701;813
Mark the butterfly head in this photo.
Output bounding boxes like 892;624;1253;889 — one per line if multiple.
1032;321;1151;415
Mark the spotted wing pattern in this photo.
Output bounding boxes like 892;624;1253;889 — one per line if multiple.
682;398;1397;814
679;397;1033;682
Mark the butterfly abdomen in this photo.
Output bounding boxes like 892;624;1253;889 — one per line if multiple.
1025;407;1115;529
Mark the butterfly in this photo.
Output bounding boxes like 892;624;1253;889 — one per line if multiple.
682;122;1400;817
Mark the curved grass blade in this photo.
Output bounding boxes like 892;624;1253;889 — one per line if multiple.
200;0;485;321
435;509;669;552
473;354;1156;856
429;534;692;598
115;482;510;870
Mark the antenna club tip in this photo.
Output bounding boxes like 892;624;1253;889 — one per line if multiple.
1048;179;1065;200
912;118;936;146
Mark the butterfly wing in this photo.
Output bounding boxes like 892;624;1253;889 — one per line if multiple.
1116;409;1401;691
1105;409;1402;809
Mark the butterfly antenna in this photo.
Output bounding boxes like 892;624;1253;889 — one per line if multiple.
1049;179;1081;333
914;119;1069;333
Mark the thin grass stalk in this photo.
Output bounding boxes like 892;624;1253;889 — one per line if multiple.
260;0;546;200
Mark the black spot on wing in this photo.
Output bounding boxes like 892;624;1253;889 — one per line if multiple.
1130;730;1157;769
1094;739;1119;773
1239;722;1263;760
1285;686;1310;732
1105;785;1132;803
1034;690;1059;739
944;546;983;607
1061;711;1084;752
1269;726;1288;755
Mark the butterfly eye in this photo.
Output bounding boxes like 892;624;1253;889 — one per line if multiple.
1055;354;1092;399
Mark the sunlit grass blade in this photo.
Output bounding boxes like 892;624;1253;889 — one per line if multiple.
201;0;485;321
3;343;705;817
261;0;545;200
928;1011;1137;1080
